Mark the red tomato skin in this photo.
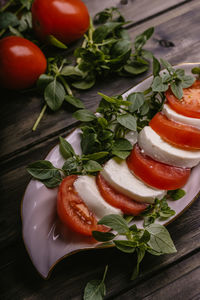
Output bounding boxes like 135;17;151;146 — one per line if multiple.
57;175;107;236
32;0;90;44
127;144;190;190
0;36;47;90
165;80;200;118
96;173;148;216
150;112;200;150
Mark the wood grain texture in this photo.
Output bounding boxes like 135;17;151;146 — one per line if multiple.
0;0;197;161
1;1;200;299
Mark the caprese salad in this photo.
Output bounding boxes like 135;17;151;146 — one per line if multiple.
27;61;200;239
57;80;200;236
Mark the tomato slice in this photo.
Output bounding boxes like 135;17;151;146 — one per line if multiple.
165;80;200;118
57;175;107;236
127;144;190;190
150;112;200;149
96;173;148;215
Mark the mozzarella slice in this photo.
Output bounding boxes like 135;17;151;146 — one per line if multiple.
162;103;200;129
74;175;122;219
101;158;166;204
138;126;200;168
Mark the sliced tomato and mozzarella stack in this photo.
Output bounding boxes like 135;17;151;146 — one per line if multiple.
57;80;200;237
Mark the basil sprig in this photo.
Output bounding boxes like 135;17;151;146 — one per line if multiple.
92;214;177;280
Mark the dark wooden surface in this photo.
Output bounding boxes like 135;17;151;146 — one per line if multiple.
1;0;200;299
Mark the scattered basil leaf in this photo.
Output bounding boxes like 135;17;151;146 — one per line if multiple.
167;189;186;200
44;80;65;111
117;114;137;131
27;160;60;180
83;160;103;173
92;231;115;242
65;95;85;108
73;109;96;122
59;136;75;159
98;214;129;234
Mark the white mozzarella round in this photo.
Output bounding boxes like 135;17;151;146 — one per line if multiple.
101;158;166;204
74;175;122;219
138;126;200;168
162;103;200;129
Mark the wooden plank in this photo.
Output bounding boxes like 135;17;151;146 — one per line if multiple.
0;0;197;161
112;251;200;299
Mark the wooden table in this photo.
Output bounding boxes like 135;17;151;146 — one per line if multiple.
1;0;200;299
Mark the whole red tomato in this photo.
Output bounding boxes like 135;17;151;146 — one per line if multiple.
31;0;90;45
0;36;47;90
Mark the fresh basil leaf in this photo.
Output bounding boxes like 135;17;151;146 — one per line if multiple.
112;150;130;159
92;231;115;242
170;81;183;99
81;134;100;155
93;22;124;43
82;152;109;161
175;68;185;79
134;27;154;50
160;58;174;73
181;75;195;88
153;56;161;77
131;248;146;280
152;76;168;92
98;92;117;104
112;139;133;151
146;223;177;254
83;160;103;172
72;78;96;90
73;109;96;122
44;80;65;111
124;64;148;75
192;67;200;74
37;74;54;91
20;0;33;10
65;95;85;108
41;174;62;188
83;266;108;300
139;230;150;243
167;189;186;200
127;92;145;112
27;160;59;180
114;240;136;253
140;101;150;115
98;214;129;234
62;157;78;175
8;25;23;37
141;49;153;60
111;39;131;57
61;65;84;77
117;114;137;131
59;136;75;159
0;12;19;29
48;35;67;49
18;12;32;32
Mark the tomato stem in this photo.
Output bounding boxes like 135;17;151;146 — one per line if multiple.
32;104;47;131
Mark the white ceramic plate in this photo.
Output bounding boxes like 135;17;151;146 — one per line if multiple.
22;63;200;279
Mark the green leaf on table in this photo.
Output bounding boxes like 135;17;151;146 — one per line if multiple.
83;160;103;173
134;27;154;50
20;0;33;10
98;214;129;234
127;92;145;112
167;189;186;200
48;35;67;49
44;80;65;111
61;65;84;77
124;64;148;75
59;136;75;159
117;114;137;131
27;160;60;180
93;22;124;43
71;78;96;90
65;95;85;108
111;39;131;56
146;223;177;254
73;109;96;122
83;266;108;300
0;12;19;29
